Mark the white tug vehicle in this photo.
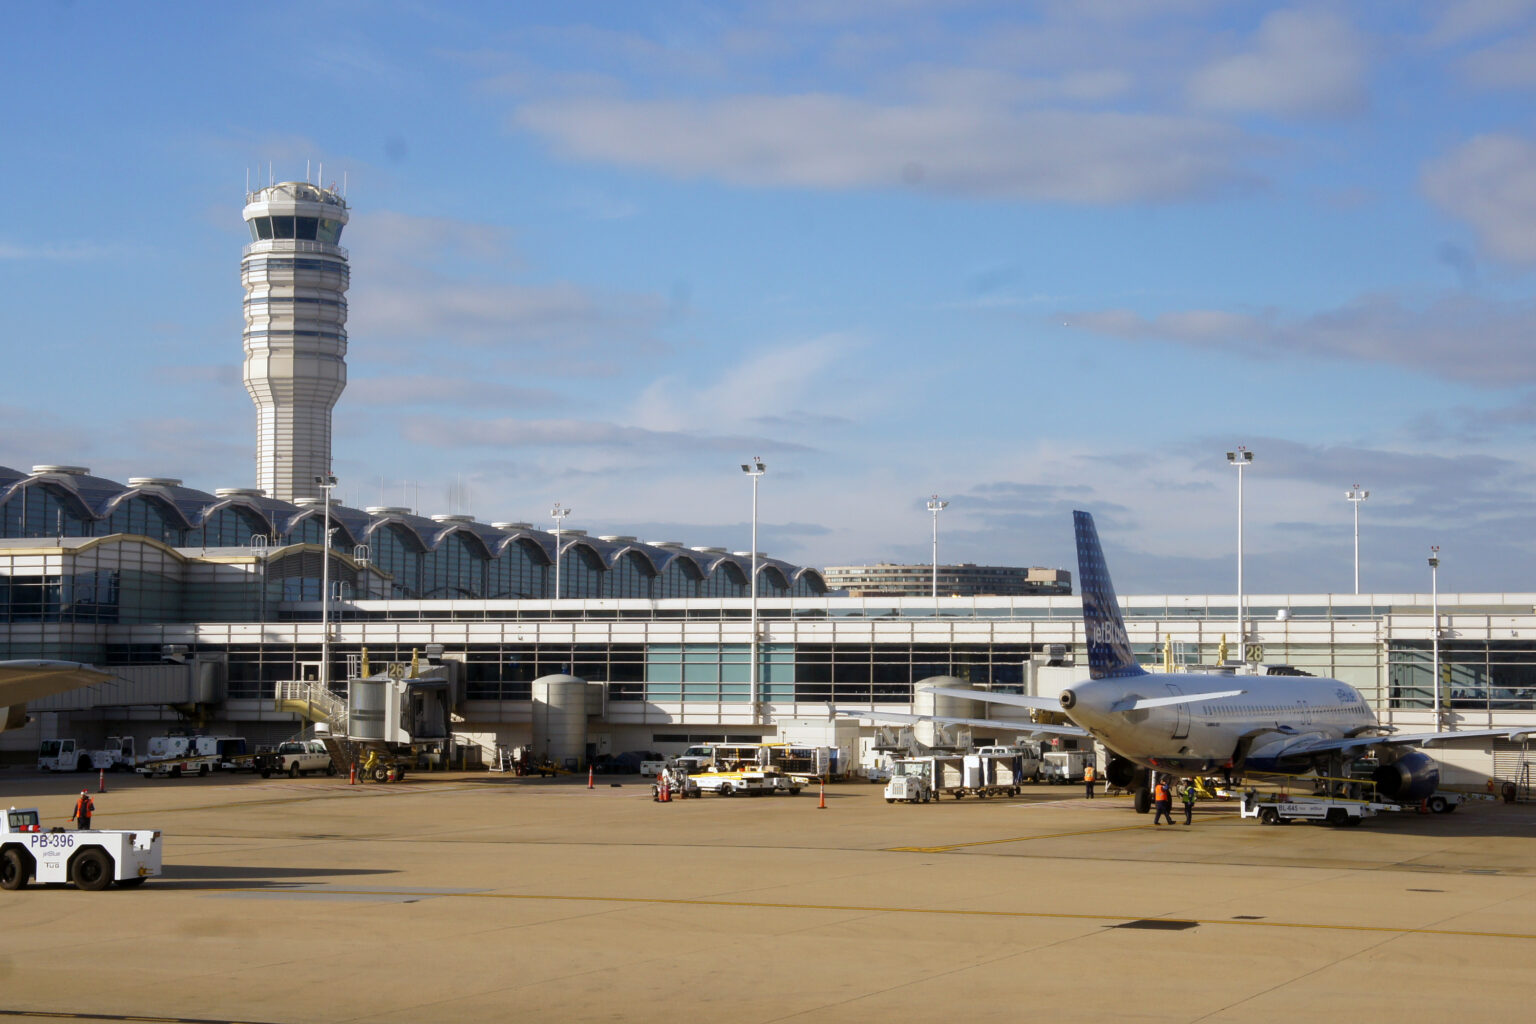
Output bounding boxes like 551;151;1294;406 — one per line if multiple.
1;807;163;891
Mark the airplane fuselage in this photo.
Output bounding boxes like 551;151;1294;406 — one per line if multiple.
1061;672;1378;775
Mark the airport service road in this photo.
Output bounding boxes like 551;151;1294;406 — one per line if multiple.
1;771;1533;1024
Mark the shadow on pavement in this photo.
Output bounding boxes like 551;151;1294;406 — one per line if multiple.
153;863;395;890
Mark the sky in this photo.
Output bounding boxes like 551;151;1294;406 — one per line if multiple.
5;0;1536;596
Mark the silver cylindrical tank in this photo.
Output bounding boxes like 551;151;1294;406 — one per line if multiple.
531;673;588;769
348;678;387;741
912;675;977;748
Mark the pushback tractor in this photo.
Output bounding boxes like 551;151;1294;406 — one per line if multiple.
1;808;162;891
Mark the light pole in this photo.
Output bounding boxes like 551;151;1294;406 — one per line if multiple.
1346;485;1369;595
1226;447;1254;646
1429;545;1441;727
316;473;337;694
927;495;948;612
549;504;570;600
741;458;766;710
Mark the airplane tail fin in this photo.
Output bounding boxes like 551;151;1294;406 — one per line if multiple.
1073;511;1146;680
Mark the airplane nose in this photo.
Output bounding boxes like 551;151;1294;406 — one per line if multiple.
1060;689;1077;710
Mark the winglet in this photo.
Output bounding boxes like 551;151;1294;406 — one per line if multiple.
1074;511;1146;680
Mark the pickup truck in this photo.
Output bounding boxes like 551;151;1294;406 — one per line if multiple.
1;807;162;891
258;740;337;778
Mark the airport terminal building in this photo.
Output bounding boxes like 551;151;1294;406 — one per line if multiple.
3;467;1534;785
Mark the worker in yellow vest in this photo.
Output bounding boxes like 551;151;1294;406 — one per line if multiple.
1083;763;1096;799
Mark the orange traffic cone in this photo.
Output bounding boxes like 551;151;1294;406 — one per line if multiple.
98;768;106;794
818;779;826;809
349;762;357;785
588;765;594;790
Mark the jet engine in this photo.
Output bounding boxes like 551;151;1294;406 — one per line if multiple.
1372;751;1440;803
1106;755;1138;788
2;705;26;732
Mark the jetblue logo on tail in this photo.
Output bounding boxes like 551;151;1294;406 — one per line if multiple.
1074;510;1146;680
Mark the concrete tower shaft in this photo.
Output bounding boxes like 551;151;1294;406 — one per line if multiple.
241;181;350;502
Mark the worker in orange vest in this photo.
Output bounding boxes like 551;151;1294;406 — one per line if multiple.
1083;763;1097;799
1151;778;1174;825
72;790;95;830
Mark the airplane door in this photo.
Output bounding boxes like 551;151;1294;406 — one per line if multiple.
1165;682;1189;740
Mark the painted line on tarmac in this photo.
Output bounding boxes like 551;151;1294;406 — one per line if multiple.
196;886;1536;942
0;1010;286;1024
885;814;1241;852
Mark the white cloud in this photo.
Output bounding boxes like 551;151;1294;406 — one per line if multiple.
343;209;668;352
1187;9;1367;117
1066;292;1536;386
631;336;858;434
1425;0;1536;46
1460;30;1536;88
513;94;1252;203
1422;134;1536;264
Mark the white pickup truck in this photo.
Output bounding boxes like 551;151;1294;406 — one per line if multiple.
259;740;336;778
1;807;162;891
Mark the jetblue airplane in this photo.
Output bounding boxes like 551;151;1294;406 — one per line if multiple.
0;660;113;733
847;511;1525;813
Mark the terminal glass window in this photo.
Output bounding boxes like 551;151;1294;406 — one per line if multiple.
271;215;296;238
487;538;547;599
369;523;424;598
422;531;486;599
557;544;604;599
250;218;273;241
1;484;93;539
295;216;318;241
607;551;654;599
316;218;344;244
187;506;270;548
656;557;703;598
102;494;183;546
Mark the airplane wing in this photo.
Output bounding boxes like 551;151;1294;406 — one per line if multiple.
834;707;1090;738
920;686;1063;711
1272;728;1532;760
0;660;114;705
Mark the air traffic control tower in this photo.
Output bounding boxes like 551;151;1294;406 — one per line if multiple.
240;181;350;502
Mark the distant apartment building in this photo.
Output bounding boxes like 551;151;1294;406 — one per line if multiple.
821;563;1072;597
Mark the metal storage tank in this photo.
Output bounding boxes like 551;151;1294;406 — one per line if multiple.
912;675;977;749
532;673;588;770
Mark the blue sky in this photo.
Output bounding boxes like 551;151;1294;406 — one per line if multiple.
5;0;1536;595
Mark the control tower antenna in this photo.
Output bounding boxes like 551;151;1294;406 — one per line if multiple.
240;178;351;502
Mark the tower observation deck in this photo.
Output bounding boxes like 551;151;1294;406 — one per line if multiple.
241;181;350;503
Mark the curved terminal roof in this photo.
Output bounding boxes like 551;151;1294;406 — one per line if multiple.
0;464;825;594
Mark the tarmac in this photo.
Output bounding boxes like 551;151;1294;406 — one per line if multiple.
1;769;1533;1024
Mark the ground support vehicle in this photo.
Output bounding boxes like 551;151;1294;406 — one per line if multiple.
884;759;938;803
37;739;98;773
2;807;162;891
651;765;700;800
1040;750;1094;785
137;754;222;778
257;739;337;778
674;745;716;773
691;766;798;797
639;758;671;777
1238;791;1398;827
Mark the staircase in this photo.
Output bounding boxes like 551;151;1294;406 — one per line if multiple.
275;681;353;772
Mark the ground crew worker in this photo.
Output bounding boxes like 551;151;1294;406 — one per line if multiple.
1084;763;1097;799
73;790;94;830
1182;780;1197;825
1151;778;1174;825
